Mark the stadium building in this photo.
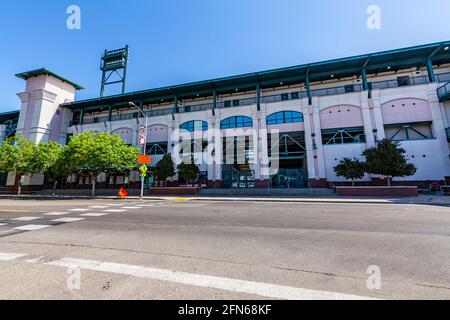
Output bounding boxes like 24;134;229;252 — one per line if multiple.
2;41;450;191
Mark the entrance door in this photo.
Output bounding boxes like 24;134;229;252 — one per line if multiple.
222;165;255;188
268;132;308;188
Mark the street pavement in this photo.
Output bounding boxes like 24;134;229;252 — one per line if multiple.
0;198;449;300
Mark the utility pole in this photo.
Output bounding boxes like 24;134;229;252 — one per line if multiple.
129;102;148;200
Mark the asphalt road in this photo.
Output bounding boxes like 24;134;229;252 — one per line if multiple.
0;198;449;300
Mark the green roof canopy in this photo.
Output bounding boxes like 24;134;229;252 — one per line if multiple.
0;110;20;123
61;40;450;112
15;68;84;90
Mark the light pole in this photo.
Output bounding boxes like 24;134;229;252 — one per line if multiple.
129;102;148;200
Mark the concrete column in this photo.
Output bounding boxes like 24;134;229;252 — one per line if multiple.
0;125;6;142
28;89;58;144
214;115;223;184
132;125;138;148
16;92;30;137
302;103;316;180
361;92;375;147
259;105;270;182
428;84;450;175
207;113;216;184
252;109;261;181
371;89;385;140
171;119;181;168
311;98;326;180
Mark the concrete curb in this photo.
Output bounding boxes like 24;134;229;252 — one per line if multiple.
0;194;449;206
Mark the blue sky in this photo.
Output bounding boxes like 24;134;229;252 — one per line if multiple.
1;0;450;111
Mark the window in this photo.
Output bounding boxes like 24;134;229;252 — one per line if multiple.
385;122;434;141
180;121;208;132
233;99;240;107
221;116;253;129
322;127;366;145
224;101;232;108
147;142;168;155
267;111;304;125
290;92;299;100
281;93;289;101
344;85;354;93
397;76;411;87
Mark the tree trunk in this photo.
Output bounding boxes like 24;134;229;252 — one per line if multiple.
387;176;391;188
53;181;58;197
92;176;96;197
17;174;23;196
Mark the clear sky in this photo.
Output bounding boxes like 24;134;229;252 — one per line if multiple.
1;0;450;111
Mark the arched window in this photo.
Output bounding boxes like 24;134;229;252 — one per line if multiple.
180;120;208;132
220;116;253;129
267;111;303;125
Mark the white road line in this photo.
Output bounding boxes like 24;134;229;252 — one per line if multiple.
0;252;27;261
89;206;110;209
80;213;109;217
0;223;7;226
140;205;154;207
51;218;85;223
103;209;126;213
44;212;70;216
69;209;91;212
121;207;142;210
13;217;41;221
14;225;52;231
47;258;376;300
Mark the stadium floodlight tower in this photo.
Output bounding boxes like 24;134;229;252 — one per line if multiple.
100;45;129;97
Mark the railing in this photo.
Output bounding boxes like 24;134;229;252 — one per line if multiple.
438;82;450;101
70;73;450;127
370;76;429;90
178;103;212;113
261;91;307;103
216;97;258;109
436;72;450;83
310;84;363;97
70;108;173;126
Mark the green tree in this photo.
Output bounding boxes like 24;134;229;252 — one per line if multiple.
154;154;175;187
363;139;417;187
177;158;200;187
334;158;366;187
0;137;20;174
65;132;139;196
0;136;41;195
37;143;70;196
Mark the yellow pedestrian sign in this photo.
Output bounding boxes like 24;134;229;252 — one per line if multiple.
140;164;148;177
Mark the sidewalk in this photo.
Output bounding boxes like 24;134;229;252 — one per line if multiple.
1;193;450;206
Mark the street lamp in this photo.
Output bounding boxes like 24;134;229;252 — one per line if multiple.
129;102;148;200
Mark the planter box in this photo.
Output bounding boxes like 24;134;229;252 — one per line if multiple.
336;186;418;197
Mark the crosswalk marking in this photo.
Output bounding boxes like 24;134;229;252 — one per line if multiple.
51;218;85;223
0;252;27;261
121;207;142;210
47;258;377;300
103;209;126;213
89;206;110;209
69;209;91;212
0;223;7;226
14;225;51;231
13;217;41;222
80;213;109;217
44;212;70;216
